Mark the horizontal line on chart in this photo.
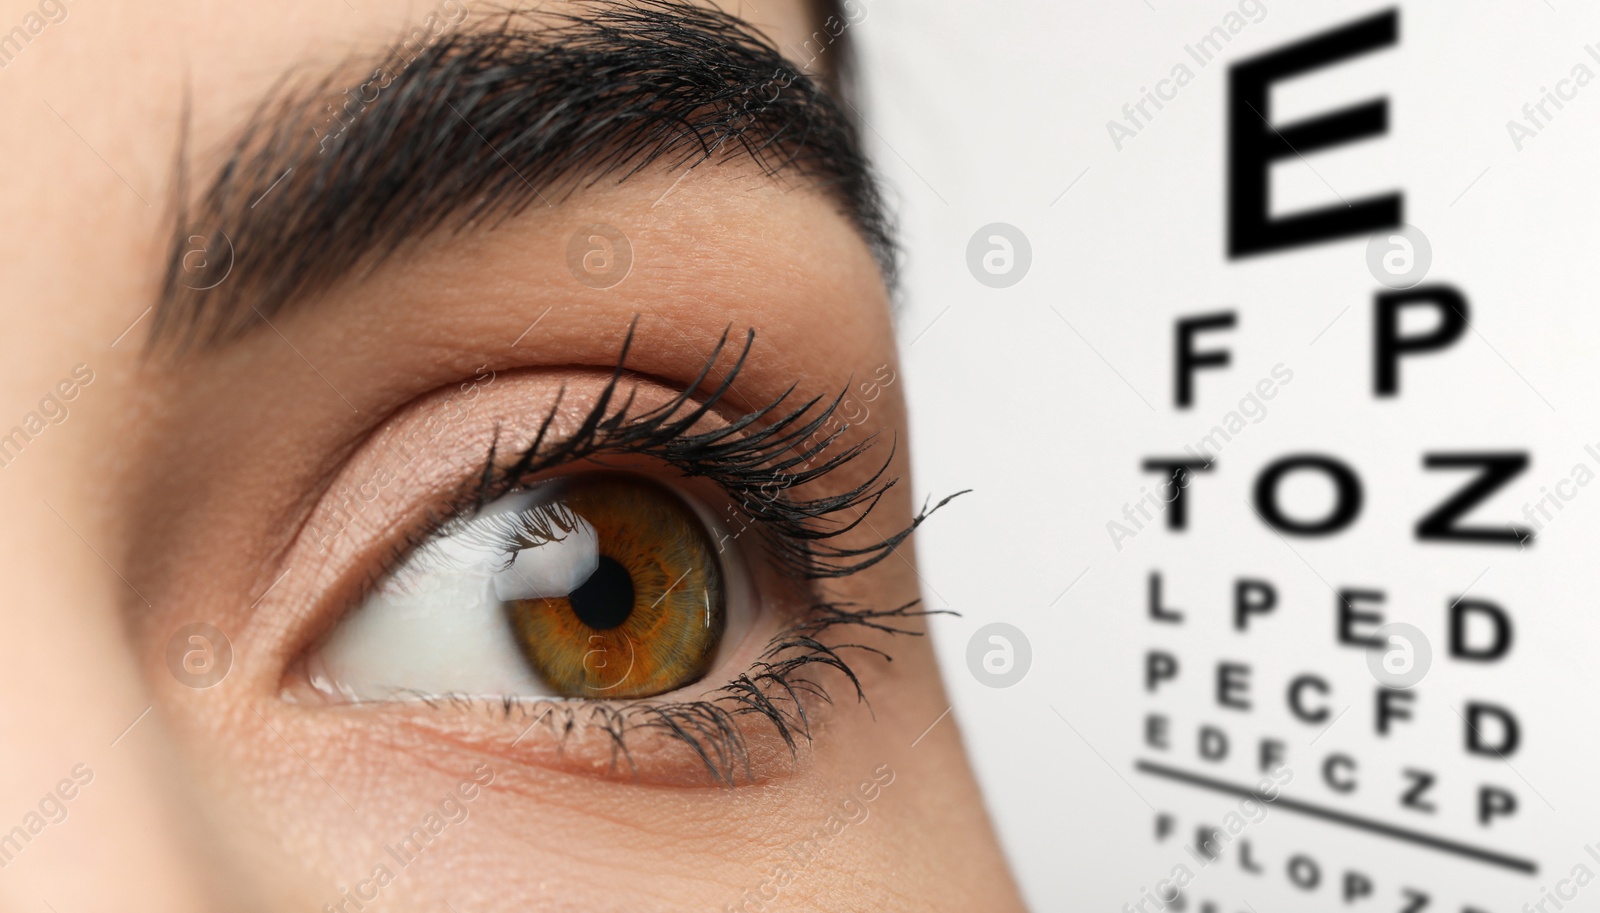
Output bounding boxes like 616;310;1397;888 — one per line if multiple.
1134;759;1538;875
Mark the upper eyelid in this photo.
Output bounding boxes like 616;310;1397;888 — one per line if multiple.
315;328;851;622
459;324;956;581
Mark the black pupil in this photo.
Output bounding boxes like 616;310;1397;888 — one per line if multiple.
569;555;635;630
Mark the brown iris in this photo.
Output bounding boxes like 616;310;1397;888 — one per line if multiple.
505;474;725;698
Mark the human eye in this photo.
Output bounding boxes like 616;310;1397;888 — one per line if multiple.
279;328;957;786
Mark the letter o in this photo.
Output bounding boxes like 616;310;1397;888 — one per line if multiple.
1253;455;1363;536
1287;854;1321;890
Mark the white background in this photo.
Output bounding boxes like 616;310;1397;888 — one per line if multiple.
858;1;1600;910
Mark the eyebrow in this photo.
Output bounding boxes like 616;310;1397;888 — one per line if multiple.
153;0;891;352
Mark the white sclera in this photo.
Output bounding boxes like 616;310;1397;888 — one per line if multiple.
308;489;581;701
309;567;552;700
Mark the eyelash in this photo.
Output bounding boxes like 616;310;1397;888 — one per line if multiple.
332;321;961;785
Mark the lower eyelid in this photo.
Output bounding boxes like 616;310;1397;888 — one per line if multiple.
396;703;821;789
285;592;927;787
294;617;840;788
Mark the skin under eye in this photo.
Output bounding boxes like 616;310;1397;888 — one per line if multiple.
300;471;751;703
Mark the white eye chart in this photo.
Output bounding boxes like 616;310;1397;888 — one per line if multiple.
861;2;1600;910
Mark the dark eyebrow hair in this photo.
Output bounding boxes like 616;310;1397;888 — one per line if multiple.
154;0;892;352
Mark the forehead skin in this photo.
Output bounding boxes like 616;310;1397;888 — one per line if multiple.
0;2;1023;912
